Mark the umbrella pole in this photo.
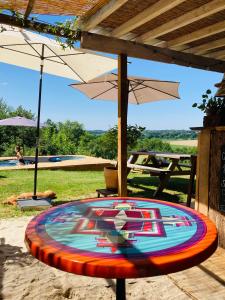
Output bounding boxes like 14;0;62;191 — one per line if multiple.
118;54;128;197
33;44;44;199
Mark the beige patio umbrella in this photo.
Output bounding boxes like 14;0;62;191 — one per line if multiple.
70;72;180;194
70;73;180;103
0;24;116;81
0;24;117;201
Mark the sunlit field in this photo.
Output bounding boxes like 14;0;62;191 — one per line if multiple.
168;140;198;147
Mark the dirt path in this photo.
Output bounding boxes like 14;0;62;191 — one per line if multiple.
0;217;224;300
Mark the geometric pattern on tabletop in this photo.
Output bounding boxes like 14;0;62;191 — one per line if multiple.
25;197;218;279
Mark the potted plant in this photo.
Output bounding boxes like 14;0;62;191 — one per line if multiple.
192;89;225;127
104;165;118;190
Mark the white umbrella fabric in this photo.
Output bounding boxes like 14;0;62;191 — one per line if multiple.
70;72;180;197
70;73;180;103
0;24;117;199
0;24;116;82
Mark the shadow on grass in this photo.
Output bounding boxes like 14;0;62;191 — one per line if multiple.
0;175;6;178
52;200;74;206
128;175;193;204
52;175;194;207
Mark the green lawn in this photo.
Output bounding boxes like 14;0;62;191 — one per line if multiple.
0;169;191;218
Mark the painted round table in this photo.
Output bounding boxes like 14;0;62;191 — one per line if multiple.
25;197;218;300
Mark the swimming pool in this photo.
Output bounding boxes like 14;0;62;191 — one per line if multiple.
48;156;84;162
0;159;19;167
0;155;84;167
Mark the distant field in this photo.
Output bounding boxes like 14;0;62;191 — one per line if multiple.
168;140;198;147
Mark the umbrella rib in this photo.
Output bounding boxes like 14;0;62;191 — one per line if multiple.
129;82;139;105
22;40;74;66
129;81;139;93
71;79;117;86
43;44;86;83
0;42;43;47
109;81;118;88
11;40;87;78
1;41;85;66
132;78;179;84
46;53;85;58
133;81;180;99
0;45;40;58
24;39;42;58
91;85;116;100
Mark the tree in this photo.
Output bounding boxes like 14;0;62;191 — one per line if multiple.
135;138;172;152
77;132;97;156
83;125;146;160
40;120;86;155
0;99;36;155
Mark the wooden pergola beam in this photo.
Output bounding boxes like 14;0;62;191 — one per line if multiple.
168;20;225;49
79;0;129;31
185;37;225;55
0;13;80;40
137;0;225;43
24;0;36;19
111;0;185;38
81;31;225;73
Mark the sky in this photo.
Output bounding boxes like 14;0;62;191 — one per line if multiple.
0;14;223;131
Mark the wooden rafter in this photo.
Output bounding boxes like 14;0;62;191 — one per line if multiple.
79;0;128;31
185;37;225;55
136;0;225;43
81;31;225;73
168;20;225;49
111;0;185;38
24;0;36;19
206;49;225;59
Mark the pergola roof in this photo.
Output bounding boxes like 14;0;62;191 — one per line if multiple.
80;0;225;62
0;0;109;16
2;0;225;70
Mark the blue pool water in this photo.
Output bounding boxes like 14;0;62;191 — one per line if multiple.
48;156;84;162
0;159;19;167
0;156;84;167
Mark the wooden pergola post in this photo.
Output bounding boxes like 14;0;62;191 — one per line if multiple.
118;54;128;197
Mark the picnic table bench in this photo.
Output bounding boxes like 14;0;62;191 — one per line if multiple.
127;163;171;174
127;151;196;200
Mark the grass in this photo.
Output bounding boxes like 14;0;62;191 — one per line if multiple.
0;169;191;218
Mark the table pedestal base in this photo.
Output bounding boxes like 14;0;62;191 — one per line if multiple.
116;279;126;300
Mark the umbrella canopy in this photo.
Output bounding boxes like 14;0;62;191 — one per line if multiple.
0;24;117;82
70;69;180;197
0;24;117;200
70;73;180;103
0;116;43;127
0;116;45;155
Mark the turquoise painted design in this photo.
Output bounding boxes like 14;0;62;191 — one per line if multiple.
36;198;206;258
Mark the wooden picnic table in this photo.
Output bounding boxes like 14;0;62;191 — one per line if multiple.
127;151;196;198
